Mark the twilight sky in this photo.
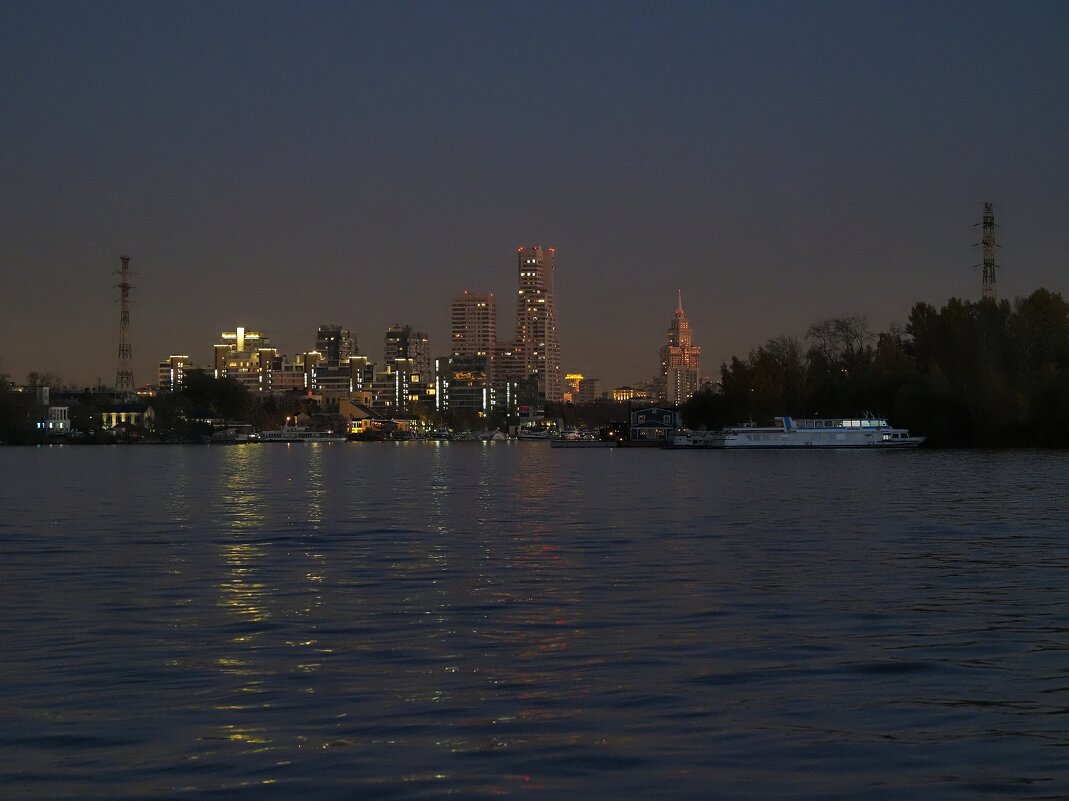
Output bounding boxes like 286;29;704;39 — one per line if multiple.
2;1;1067;390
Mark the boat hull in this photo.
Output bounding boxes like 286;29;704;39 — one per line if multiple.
550;439;617;448
714;437;925;449
673;416;924;449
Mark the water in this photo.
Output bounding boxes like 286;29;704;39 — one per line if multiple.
1;444;1067;800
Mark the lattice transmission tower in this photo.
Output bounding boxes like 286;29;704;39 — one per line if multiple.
975;202;999;301
114;255;134;391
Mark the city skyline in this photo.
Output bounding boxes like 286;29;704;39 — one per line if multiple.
2;3;1068;388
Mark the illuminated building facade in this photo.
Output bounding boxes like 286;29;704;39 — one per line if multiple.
384;325;430;376
316;325;354;363
157;355;192;393
436;355;492;414
659;293;701;406
514;246;561;401
452;291;496;358
384;324;432;403
563;373;583;403
213;326;281;393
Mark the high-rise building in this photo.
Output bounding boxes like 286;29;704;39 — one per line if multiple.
384;325;430;377
213;326;281;393
659;293;702;406
157;355;192;393
435;355;492;415
514;246;561;401
451;291;496;358
316;325;354;363
444;291;497;413
384;325;432;404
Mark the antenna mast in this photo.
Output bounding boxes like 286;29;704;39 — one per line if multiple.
980;203;997;301
115;255;134;391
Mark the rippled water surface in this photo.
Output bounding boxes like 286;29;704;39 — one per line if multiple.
2;444;1068;799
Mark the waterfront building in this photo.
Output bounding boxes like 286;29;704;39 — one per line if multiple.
272;358;309;394
384;324;432;403
100;401;149;431
369;365;402;412
348;356;374;398
514;246;561;401
435;354;492;414
659;293;702;406
36;405;71;436
338;398;381;436
629;406;682;442
212;326;281;393
391;357;423;413
613;385;654;402
157;355;192;393
314;362;356;399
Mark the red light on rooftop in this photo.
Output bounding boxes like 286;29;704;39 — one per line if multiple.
549;247;556;252
517;247;524;252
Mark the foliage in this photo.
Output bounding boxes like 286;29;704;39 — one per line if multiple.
682;289;1069;447
147;370;255;441
0;386;42;444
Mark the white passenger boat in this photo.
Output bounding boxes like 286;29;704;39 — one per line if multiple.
668;429;722;448
698;416;924;449
259;425;346;443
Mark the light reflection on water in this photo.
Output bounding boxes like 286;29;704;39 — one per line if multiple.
1;444;1068;800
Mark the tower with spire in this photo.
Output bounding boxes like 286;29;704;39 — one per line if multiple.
659;291;702;405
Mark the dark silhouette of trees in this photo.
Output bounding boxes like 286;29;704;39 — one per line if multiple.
683;288;1069;447
0;384;40;444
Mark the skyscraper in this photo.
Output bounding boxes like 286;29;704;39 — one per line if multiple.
514;245;561;401
451;291;496;358
659;292;701;406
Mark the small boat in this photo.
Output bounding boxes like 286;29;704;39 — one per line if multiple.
702;416;924;449
259;425;347;443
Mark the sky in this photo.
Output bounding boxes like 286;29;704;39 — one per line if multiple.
2;1;1068;390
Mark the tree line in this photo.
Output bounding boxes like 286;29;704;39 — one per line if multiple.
681;288;1069;447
